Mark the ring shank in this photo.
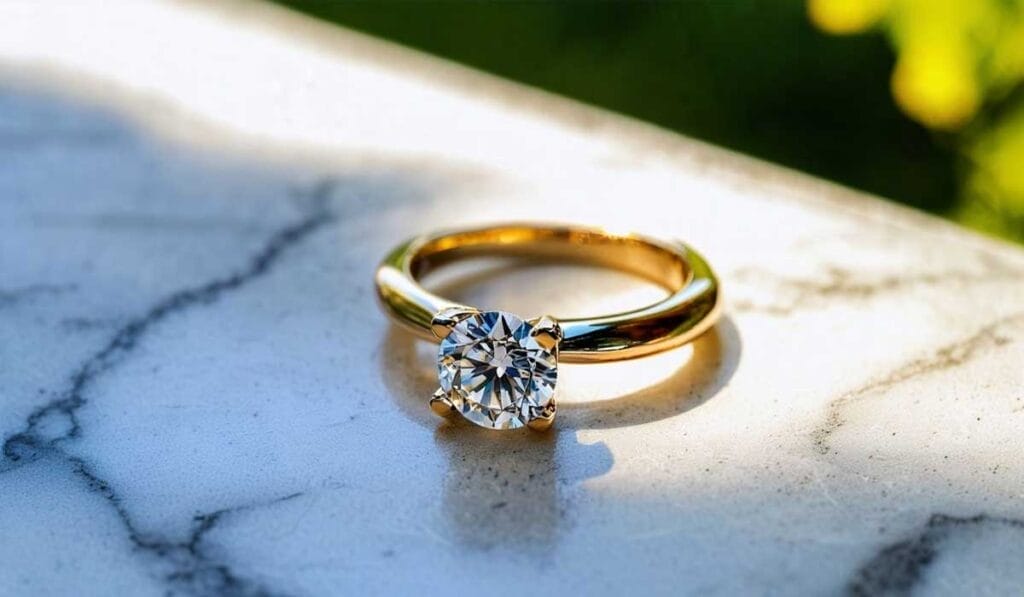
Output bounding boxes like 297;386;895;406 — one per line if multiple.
375;224;721;363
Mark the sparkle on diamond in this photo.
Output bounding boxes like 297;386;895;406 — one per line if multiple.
437;311;557;430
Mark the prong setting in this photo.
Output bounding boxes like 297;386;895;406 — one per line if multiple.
529;315;562;351
526;402;557;432
430;388;457;417
431;306;479;339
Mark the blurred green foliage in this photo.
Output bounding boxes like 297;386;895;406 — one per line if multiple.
811;0;1024;241
279;1;1023;243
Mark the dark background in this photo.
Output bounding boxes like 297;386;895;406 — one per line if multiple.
278;2;958;224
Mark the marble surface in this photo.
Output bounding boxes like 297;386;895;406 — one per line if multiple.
2;2;1024;596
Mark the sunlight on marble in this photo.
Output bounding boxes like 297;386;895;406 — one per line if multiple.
1;2;1023;596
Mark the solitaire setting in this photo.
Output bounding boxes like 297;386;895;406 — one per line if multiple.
375;224;722;432
430;308;560;431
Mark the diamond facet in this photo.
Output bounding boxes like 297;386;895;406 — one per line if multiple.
437;311;558;430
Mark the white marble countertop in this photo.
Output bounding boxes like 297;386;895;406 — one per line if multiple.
2;2;1023;596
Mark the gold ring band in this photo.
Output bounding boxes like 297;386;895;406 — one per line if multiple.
374;223;722;430
376;224;721;362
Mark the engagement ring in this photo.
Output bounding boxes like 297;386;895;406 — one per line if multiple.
375;224;721;431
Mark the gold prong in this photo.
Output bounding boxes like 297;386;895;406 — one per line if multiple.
431;306;478;339
430;388;457;417
529;315;562;350
526;402;556;431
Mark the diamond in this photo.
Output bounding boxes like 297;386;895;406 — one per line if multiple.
437;311;558;430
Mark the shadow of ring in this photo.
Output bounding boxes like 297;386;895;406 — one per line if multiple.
377;315;740;431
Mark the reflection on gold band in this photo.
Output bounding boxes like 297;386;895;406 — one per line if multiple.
375;224;722;363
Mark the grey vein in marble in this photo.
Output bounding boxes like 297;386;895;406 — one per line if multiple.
3;174;334;594
813;312;1023;456
0;283;77;308
848;514;1024;596
4;181;335;463
730;258;1024;317
2;8;1024;594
